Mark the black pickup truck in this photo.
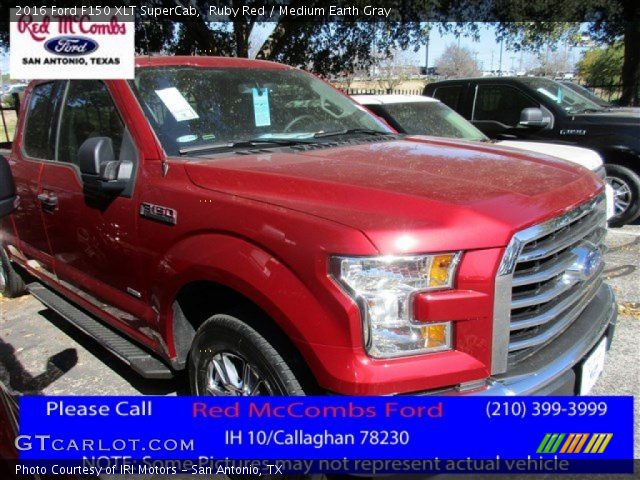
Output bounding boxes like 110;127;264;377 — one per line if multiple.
425;77;640;227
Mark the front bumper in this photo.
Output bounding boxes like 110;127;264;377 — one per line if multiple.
447;283;616;396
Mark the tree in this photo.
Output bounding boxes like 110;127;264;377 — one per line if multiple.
494;1;640;105
435;44;481;79
585;0;639;105
577;43;624;85
538;47;572;77
374;49;415;91
133;0;431;77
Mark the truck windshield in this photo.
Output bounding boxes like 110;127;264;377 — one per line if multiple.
561;82;612;108
372;101;488;141
131;66;390;156
519;77;606;114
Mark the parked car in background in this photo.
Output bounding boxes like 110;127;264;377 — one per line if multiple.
0;57;614;398
0;84;27;108
425;76;640;226
560;81;640;114
353;94;615;220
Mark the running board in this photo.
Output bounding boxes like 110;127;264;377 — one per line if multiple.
27;282;173;379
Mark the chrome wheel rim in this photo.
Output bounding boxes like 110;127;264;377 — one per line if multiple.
202;352;273;396
606;175;632;217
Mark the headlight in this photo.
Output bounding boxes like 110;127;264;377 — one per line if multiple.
330;253;461;358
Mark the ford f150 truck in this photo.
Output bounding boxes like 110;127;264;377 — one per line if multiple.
424;77;640;227
0;57;616;396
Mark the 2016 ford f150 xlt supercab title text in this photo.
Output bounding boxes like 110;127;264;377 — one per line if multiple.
0;57;616;396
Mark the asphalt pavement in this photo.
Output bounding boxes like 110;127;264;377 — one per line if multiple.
1;224;639;472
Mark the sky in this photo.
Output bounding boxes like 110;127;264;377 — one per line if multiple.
1;22;589;79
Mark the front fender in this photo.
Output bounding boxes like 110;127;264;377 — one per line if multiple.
151;233;364;382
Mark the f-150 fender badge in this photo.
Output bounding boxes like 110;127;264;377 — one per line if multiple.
560;129;587;136
140;203;177;225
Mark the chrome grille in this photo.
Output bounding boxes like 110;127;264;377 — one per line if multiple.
492;194;607;373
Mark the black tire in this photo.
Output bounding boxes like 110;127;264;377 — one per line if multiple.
605;164;640;227
0;247;26;298
188;313;305;396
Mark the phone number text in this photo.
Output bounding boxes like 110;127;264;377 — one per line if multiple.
486;400;607;418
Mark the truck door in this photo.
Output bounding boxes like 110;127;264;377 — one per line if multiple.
39;80;144;324
8;81;65;276
470;84;540;139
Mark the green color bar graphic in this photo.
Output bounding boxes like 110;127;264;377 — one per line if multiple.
537;433;552;453
550;433;566;453
543;434;558;453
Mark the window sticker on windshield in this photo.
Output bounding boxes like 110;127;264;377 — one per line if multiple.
177;134;198;143
252;88;271;127
155;87;199;122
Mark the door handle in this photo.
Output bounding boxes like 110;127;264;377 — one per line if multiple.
37;193;58;208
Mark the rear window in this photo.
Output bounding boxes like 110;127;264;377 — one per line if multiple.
23;82;61;159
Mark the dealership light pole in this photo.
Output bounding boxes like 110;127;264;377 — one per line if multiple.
425;34;430;73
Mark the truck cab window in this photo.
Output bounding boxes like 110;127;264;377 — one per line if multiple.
473;85;538;126
57;81;125;166
23;82;62;160
432;86;462;110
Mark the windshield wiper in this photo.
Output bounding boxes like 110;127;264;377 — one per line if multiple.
313;128;392;139
179;138;312;155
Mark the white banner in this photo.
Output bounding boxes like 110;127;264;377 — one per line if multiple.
9;8;134;80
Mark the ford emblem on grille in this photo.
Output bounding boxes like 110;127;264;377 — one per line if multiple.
566;243;604;282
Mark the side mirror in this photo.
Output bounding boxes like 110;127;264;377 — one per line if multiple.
0;155;16;218
519;107;550;128
78;137;132;195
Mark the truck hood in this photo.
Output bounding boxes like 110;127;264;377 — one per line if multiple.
496;140;603;171
574;110;640;126
183;137;602;253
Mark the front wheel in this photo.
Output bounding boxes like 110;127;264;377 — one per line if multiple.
605;164;640;227
188;314;305;396
0;247;26;298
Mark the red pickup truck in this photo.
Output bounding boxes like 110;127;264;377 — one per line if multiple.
0;56;615;396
